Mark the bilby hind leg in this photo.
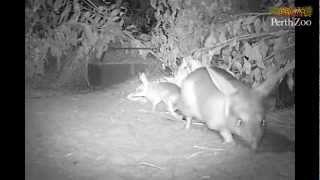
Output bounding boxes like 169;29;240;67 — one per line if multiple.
150;98;162;112
151;102;158;112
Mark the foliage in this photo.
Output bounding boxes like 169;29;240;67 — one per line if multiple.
148;0;295;87
25;0;295;90
25;0;129;86
194;14;295;87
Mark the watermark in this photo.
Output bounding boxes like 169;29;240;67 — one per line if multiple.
270;6;312;17
271;17;312;27
269;6;312;27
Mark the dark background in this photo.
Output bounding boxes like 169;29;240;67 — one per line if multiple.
295;0;319;179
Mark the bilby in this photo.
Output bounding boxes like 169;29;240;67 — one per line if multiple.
180;62;294;150
128;73;182;119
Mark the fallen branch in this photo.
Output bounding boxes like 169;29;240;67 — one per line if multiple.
192;30;293;56
235;12;271;17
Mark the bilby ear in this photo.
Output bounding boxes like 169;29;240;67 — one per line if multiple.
254;61;295;98
206;67;238;96
139;72;148;85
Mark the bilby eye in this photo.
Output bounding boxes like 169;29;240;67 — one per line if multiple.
236;119;243;127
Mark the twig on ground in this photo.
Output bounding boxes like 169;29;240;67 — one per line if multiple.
192;122;205;126
126;94;147;103
193;145;225;151
279;171;289;177
139;162;165;170
200;175;211;179
138;109;150;113
65;153;73;157
185;151;206;159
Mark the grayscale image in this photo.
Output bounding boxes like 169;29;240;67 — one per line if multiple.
25;0;296;179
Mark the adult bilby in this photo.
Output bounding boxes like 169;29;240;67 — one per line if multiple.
180;62;294;150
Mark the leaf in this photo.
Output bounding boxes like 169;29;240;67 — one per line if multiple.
230;39;238;48
273;36;288;52
242;76;252;84
244;16;257;25
256;59;265;69
243;59;251;75
252;45;264;68
73;0;80;13
204;32;217;47
112;16;121;22
110;9;120;17
233;19;242;36
150;0;157;9
93;15;101;24
274;0;284;6
244;42;264;68
226;23;234;37
83;11;90;19
258;41;269;58
252;81;259;88
54;0;64;11
221;46;231;57
233;61;242;72
246;24;254;34
218;31;227;42
202;53;212;66
254;17;262;33
234;72;241;79
109;4;117;10
208;47;221;56
119;19;124;27
46;0;55;7
253;67;262;82
262;17;271;32
243;42;253;58
219;63;229;70
58;5;71;24
286;72;294;91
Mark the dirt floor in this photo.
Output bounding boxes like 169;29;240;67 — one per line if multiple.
25;78;295;180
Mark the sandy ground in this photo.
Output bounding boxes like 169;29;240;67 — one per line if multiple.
25;79;295;180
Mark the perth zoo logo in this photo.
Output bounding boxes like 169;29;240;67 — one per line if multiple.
269;6;312;27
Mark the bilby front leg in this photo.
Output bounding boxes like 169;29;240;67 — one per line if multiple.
167;102;183;120
219;129;234;144
185;117;192;130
